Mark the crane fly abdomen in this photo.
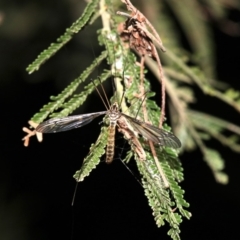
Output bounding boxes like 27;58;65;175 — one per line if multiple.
105;102;121;164
106;121;117;164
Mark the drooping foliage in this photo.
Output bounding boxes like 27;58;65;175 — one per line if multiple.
23;0;240;239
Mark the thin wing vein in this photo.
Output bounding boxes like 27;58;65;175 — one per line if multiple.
122;114;181;148
36;111;106;133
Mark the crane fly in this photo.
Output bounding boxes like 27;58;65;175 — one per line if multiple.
36;102;181;163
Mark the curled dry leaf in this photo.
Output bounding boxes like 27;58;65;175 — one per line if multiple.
117;0;166;58
117;0;167;128
22;120;43;147
117;13;157;60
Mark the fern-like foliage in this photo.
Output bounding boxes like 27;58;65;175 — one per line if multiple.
97;28;191;238
140;1;240;186
26;0;99;74
73;126;108;182
31;50;108;123
23;0;240;239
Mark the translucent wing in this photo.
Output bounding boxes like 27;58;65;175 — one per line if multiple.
122;114;181;149
36;111;106;133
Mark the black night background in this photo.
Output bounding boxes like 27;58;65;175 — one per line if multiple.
0;1;240;239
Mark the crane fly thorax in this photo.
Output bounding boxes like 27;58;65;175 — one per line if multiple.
107;102;121;123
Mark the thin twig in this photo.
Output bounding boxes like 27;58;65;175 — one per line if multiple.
99;0;111;31
117;0;167;127
120;0;166;51
138;56;169;188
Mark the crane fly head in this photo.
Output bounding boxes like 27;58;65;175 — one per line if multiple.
107;102;121;122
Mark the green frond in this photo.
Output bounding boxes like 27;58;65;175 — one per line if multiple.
203;148;229;184
130;147;173;216
167;227;181;240
161;157;191;217
164;68;192;84
23;1;240;239
166;0;215;77
98;25;193;232
73;126;108;182
164;49;208;87
31;50;108;123
50;70;111;118
135;149;190;235
98;30;118;64
189;110;240;153
125;83;190;231
204;86;240;112
163;148;184;182
164;48;240;113
167;61;238;120
26;0;99;74
122;150;133;164
137;157;172;211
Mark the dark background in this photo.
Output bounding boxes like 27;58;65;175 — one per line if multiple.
0;1;240;239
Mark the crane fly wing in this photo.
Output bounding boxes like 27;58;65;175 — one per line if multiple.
36;111;106;133
122;114;181;149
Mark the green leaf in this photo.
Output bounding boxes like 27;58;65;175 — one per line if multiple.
26;0;99;74
31;50;108;123
203;148;228;184
73;126;108;182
